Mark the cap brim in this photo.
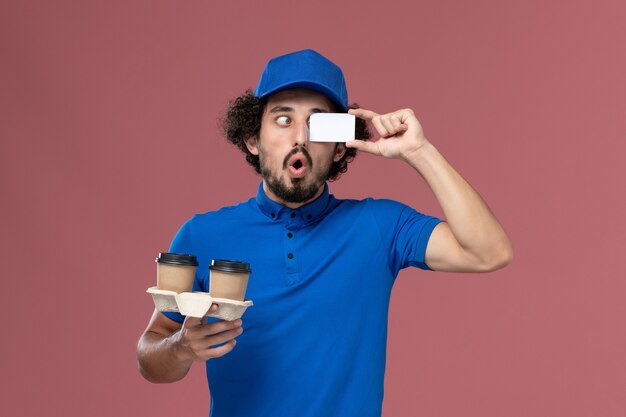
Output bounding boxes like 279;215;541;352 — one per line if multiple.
256;80;347;112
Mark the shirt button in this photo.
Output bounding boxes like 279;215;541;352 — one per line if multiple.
271;213;276;218
306;214;312;220
287;232;293;238
287;253;294;259
290;212;296;219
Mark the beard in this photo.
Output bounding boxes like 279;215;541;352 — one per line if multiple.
260;146;332;204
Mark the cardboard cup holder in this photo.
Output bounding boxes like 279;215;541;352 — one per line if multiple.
146;287;179;312
146;287;253;321
207;297;254;321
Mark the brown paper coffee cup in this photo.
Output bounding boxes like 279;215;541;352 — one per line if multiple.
156;253;198;293
209;259;251;301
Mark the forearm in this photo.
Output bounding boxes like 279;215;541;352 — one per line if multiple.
404;142;513;264
346;107;513;270
137;330;193;383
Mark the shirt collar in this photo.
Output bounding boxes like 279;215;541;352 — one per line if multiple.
255;182;331;223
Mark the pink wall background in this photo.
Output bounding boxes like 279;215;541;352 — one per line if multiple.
2;1;625;416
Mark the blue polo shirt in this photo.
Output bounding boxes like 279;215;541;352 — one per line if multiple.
164;183;442;417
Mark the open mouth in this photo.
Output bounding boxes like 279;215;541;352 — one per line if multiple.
283;147;313;178
287;154;308;177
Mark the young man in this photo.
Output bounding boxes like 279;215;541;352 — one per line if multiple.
137;49;513;417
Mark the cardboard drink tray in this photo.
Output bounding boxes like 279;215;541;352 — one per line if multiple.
146;287;253;321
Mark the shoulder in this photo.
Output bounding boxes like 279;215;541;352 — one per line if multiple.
331;196;440;236
325;196;419;229
183;197;258;229
333;195;411;214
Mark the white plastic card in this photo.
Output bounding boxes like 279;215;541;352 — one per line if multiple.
309;113;355;142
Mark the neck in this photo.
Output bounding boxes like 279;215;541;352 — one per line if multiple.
262;181;325;209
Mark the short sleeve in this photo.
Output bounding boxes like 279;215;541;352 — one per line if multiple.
367;199;442;276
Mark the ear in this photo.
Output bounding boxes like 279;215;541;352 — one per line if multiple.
333;143;346;162
244;136;260;155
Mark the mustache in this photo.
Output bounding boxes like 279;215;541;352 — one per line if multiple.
283;146;313;169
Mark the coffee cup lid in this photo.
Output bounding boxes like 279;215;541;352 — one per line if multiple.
156;252;199;267
209;259;251;274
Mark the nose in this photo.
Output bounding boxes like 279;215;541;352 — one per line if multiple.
293;120;309;147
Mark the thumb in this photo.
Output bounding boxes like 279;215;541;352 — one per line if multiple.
199;303;219;323
345;139;382;156
207;303;219;314
183;315;203;328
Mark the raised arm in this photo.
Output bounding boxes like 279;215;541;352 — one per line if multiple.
347;108;513;272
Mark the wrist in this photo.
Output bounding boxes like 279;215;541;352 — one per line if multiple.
171;330;195;363
401;140;437;168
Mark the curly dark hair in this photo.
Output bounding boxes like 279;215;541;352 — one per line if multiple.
219;89;371;181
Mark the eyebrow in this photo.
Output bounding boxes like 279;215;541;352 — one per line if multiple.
268;106;331;114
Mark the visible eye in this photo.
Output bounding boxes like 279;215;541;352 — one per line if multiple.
276;115;291;126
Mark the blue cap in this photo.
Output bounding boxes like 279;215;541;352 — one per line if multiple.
254;49;348;111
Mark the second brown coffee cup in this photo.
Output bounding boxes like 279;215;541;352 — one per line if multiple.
209;259;251;301
156;252;198;293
